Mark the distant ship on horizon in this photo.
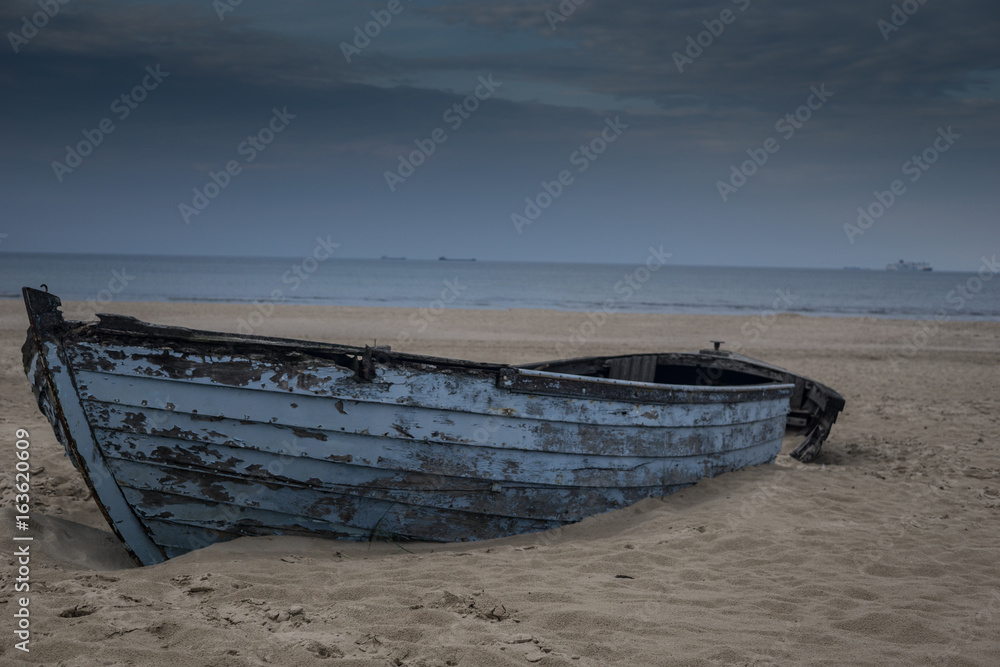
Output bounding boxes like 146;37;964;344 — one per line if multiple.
439;256;476;261
886;260;932;271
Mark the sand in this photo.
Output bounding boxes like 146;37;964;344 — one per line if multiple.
1;299;998;666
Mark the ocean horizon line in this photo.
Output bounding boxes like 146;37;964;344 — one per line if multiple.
0;250;970;274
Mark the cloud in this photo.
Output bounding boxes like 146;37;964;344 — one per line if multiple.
418;1;1000;113
1;0;997;266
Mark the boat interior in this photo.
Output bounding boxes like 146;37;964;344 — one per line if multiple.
522;353;785;388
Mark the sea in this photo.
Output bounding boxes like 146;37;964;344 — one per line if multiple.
2;253;999;321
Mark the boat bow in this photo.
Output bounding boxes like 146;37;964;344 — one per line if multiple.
23;287;166;565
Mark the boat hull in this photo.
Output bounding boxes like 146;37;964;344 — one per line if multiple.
23;288;798;565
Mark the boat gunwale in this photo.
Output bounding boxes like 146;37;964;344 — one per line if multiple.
80;393;790;458
28;288;835;406
70;362;796;427
67;329;798;407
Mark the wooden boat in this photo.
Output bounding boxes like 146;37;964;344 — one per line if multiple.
22;287;844;565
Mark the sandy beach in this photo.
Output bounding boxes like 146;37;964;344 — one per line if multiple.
1;299;998;666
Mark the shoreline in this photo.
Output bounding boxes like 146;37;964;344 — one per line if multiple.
3;294;999;323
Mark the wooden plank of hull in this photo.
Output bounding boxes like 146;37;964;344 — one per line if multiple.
87;402;788;470
141;513;375;559
89;407;787;489
110;450;650;525
105;438;777;546
83;387;788;459
144;522;241;560
95;424;782;489
75;370;788;452
95;427;782;518
112;460;565;542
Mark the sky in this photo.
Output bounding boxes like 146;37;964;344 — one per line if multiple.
0;0;997;270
